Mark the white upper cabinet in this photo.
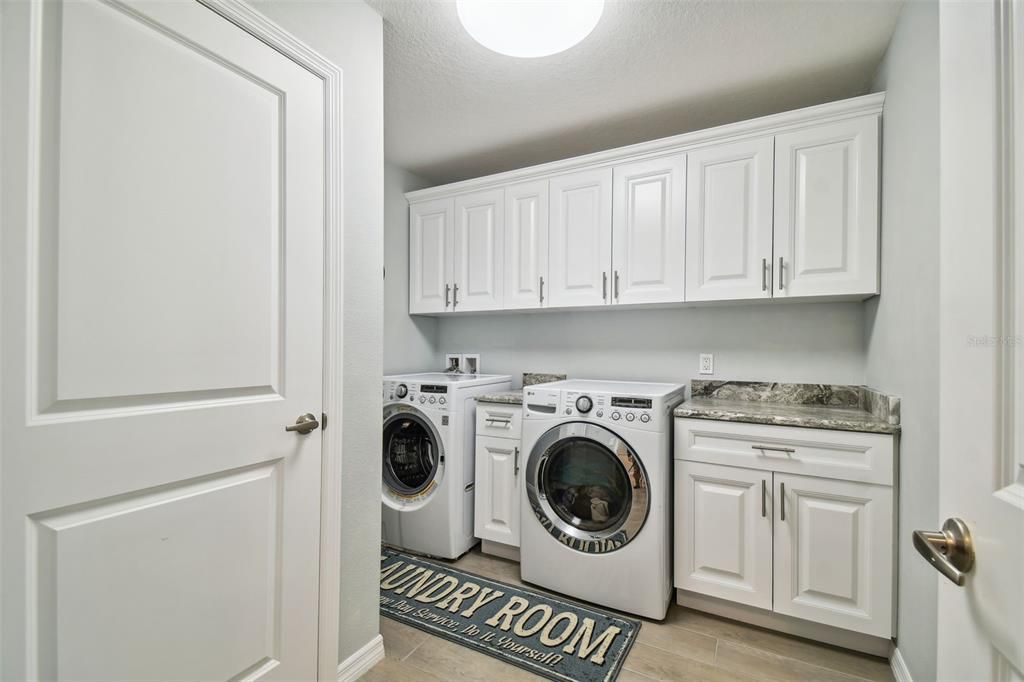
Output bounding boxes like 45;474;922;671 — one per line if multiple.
548;167;613;308
612;155;686;304
409;198;453;314
686;137;774;301
773;117;880;298
504;180;549;309
453;189;504;311
773;473;893;638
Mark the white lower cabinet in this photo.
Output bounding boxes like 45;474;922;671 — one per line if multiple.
674;418;896;641
474;405;523;554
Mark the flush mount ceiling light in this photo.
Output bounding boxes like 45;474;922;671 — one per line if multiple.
456;0;604;58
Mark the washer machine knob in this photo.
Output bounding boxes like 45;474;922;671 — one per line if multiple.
428;396;436;404
575;396;593;413
596;410;604;418
395;384;408;399
640;413;651;423
419;396;426;404
439;397;446;405
626;413;636;422
611;411;621;420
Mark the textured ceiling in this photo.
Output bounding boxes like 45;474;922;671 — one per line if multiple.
369;0;902;185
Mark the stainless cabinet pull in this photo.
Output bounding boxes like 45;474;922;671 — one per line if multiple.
445;283;451;308
780;482;786;521
602;272;608;300
539;276;545;304
761;479;767;518
514;446;520;476
614;270;620;300
778;257;784;290
761;258;768;292
452;283;459;308
485;417;511;427
752;444;795;454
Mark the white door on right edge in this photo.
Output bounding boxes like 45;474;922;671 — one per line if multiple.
685;137;774;302
773;116;879;298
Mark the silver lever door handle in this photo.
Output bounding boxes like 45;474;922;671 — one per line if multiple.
285;413;320;435
913;518;975;586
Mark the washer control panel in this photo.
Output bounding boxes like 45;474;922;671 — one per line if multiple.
383;381;448;410
524;387;671;430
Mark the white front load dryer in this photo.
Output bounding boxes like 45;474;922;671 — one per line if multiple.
381;372;511;559
519;379;685;619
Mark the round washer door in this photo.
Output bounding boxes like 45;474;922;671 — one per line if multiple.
525;422;649;554
382;404;444;503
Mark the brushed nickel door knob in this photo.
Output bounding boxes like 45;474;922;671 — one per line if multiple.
285;413;320;435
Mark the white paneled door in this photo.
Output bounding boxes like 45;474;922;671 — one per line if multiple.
675;462;773;610
2;1;325;680
410;198;454;314
504;180;549;309
773;474;893;638
773;117;880;298
548;167;613;308
612;155;686;305
454;189;504;311
686;137;774;301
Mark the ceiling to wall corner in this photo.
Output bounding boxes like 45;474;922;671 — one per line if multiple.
367;0;902;185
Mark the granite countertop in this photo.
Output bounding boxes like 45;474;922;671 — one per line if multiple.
674;380;900;435
476;372;566;406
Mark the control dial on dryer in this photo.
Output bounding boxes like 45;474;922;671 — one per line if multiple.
395;384;408;399
575;396;593;413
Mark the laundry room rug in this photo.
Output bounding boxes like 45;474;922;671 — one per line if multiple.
379;547;640;682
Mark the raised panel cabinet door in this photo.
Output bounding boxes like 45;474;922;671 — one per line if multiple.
675;462;773;610
773;116;880;298
1;1;326;679
409;198;454;314
454;188;505;311
773;474;893;638
473;436;521;547
548;167;614;308
504;180;550;309
612;155;686;304
685;137;774;301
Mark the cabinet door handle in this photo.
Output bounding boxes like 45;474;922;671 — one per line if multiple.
445;283;451;308
761;258;768;292
602;272;608;301
514;446;520;476
780;482;786;521
485;417;512;427
761;479;767;518
778;257;784;290
539;276;545;304
752;444;795;455
452;283;459;308
614;270;620;300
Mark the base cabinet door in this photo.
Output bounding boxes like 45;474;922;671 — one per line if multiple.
675;461;773;610
548;167;613;308
773;117;880;298
453;189;504;311
773;473;893;637
474;435;521;547
611;155;686;305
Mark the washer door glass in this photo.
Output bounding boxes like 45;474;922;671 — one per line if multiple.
526;422;650;554
543;437;632;533
383;412;439;495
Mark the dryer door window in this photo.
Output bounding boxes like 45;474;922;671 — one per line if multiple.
383;411;440;496
526;422;650;554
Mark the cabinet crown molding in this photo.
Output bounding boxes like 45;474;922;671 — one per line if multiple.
405;92;885;203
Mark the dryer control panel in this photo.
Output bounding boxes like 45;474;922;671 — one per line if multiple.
383;381;449;411
523;386;681;431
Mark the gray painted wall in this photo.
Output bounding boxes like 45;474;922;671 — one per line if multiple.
865;3;940;680
384;164;437;374
436;303;866;387
249;0;385;666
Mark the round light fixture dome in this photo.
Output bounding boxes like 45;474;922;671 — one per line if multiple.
456;0;604;58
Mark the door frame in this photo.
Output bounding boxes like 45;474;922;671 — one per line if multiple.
0;0;344;678
200;3;345;679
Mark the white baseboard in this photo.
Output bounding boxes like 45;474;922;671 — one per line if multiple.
890;648;914;682
336;634;384;682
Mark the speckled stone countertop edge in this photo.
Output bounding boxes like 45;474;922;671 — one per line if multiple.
674;403;901;435
476;390;524;405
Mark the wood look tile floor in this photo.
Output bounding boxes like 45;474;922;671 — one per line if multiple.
362;547;894;682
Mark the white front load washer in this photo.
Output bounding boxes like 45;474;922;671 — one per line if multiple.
520;379;685;619
382;372;512;559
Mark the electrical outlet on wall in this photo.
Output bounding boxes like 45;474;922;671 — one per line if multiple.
699;353;714;375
